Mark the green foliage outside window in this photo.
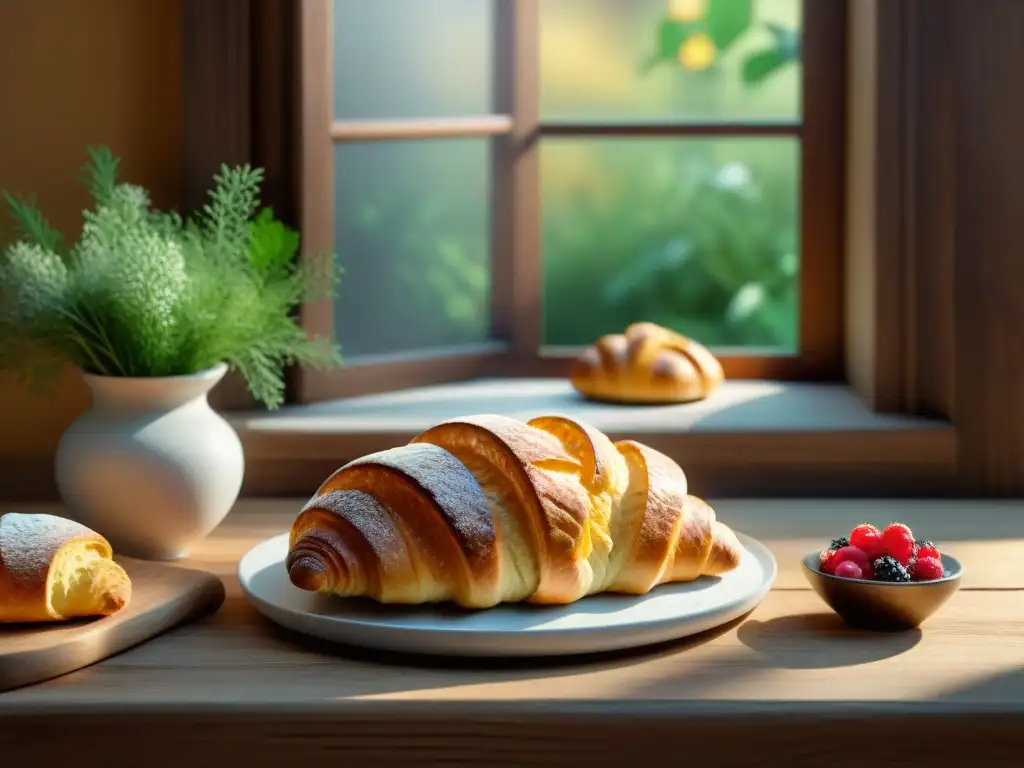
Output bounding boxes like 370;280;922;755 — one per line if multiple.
542;0;803;350
542;138;799;349
330;0;804;357
643;0;801;83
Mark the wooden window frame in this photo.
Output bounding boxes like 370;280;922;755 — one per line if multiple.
294;0;847;402
179;0;1024;497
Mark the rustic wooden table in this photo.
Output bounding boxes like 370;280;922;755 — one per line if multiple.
1;499;1023;766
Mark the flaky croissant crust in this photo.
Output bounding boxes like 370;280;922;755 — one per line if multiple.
287;414;741;609
570;321;725;404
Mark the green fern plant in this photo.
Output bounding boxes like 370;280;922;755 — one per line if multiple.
0;146;342;409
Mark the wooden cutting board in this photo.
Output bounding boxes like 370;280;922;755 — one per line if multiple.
0;557;225;693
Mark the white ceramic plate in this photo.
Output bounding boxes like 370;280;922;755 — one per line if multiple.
238;532;777;657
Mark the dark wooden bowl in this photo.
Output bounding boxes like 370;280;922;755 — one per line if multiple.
801;552;963;630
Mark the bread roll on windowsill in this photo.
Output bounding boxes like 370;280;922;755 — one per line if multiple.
570;322;724;404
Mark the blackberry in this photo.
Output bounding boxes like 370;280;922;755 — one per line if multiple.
829;536;850;551
873;555;911;582
915;539;934;549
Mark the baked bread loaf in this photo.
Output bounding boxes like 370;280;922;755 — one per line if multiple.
570;321;724;404
287;414;742;608
0;512;132;623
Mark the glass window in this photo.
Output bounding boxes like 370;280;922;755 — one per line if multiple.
333;0;496;120
540;0;802;122
541;137;800;350
333;139;493;358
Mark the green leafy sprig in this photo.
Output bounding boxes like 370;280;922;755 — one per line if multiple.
0;146;342;409
642;0;801;84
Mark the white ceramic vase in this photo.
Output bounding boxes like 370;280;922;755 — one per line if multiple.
55;363;244;560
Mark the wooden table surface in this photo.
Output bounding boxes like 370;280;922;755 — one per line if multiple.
2;498;1024;767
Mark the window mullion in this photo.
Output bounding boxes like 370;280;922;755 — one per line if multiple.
505;0;542;361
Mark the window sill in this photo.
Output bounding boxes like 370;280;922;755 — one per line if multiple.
232;378;956;497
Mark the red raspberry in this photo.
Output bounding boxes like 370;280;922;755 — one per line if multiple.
833;545;870;567
834;560;864;579
818;549;837;574
860;559;875;580
850;522;879;539
884;522;914;540
881;523;915;565
849;524;885;559
911;556;944;581
916;541;941;560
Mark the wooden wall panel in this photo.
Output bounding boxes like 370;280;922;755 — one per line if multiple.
182;0;251;213
845;0;956;421
0;0;182;461
844;0;893;411
182;0;257;411
950;0;1024;494
904;0;956;421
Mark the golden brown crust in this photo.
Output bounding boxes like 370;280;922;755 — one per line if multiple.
0;514;90;611
669;495;718;581
289;492;405;600
705;519;744;576
286;414;744;609
295;443;499;607
570;322;725;404
525;415;621;494
413;415;592;604
610;441;695;593
0;512;131;623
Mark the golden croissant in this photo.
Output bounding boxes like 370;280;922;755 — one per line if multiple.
0;512;132;623
286;414;742;608
570;321;724;404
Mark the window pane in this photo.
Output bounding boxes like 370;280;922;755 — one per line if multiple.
333;0;495;120
542;137;800;350
540;0;802;122
333;139;492;358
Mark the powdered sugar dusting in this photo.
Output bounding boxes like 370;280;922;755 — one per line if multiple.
0;512;103;588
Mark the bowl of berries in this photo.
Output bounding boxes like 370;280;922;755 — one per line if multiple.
803;522;963;630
